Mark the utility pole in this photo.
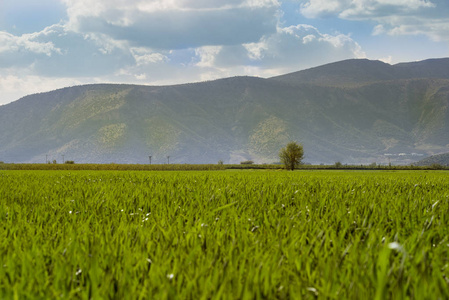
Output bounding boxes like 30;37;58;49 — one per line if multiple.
167;156;170;164
46;154;48;164
149;155;152;165
62;154;65;164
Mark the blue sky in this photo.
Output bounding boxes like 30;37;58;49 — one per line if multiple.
1;0;448;105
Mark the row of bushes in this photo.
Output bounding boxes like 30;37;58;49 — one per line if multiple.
0;163;447;171
0;163;228;171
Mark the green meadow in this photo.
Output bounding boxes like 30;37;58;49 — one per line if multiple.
1;170;449;299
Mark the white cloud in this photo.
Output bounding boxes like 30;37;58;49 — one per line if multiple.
61;0;279;49
0;22;135;104
250;24;365;68
300;0;436;18
378;55;393;64
372;24;385;35
386;20;449;42
197;24;365;75
0;74;84;105
0;31;61;57
338;0;435;19
302;34;316;44
0;24;135;77
0;21;364;105
300;0;344;18
135;73;147;80
299;0;449;42
195;46;223;68
131;48;169;65
0;0;368;105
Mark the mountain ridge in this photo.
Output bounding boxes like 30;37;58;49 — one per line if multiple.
415;152;449;167
270;57;449;86
1;58;449;164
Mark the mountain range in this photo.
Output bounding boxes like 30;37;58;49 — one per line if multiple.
1;58;449;165
416;152;449;167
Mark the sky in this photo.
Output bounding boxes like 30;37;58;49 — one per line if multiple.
0;0;448;105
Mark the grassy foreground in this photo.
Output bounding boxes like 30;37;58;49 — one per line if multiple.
1;170;449;299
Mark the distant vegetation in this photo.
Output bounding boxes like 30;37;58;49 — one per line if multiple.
0;163;228;171
0;163;447;171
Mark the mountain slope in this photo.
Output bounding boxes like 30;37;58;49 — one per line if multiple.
1;58;449;164
271;58;449;86
415;152;449;166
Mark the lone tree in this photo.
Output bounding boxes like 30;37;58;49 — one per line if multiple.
279;141;304;170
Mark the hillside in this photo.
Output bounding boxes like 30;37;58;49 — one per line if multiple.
415;152;449;166
271;58;449;86
1;58;449;164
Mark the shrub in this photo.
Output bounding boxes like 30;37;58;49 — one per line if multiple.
431;163;444;170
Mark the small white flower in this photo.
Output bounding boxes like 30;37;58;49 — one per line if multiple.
307;287;318;295
388;242;403;251
69;211;72;214
167;273;174;279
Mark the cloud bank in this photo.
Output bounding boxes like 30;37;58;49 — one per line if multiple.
300;0;449;41
0;0;447;105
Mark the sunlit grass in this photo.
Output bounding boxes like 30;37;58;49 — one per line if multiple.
1;170;448;298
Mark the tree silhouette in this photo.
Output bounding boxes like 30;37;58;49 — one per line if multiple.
279;141;304;171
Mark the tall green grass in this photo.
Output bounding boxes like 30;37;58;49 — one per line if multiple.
1;170;448;298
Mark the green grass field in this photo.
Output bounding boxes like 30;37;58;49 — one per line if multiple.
1;170;449;299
